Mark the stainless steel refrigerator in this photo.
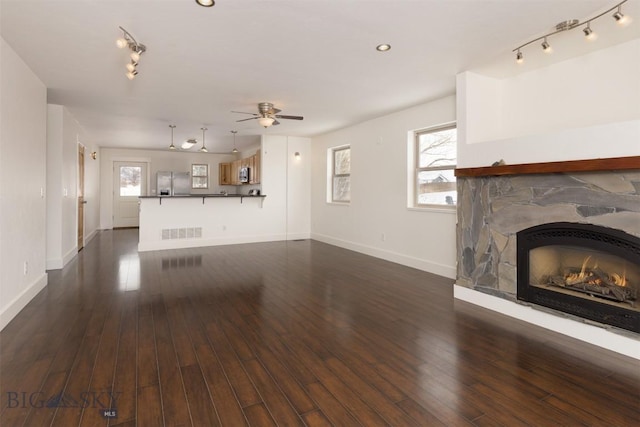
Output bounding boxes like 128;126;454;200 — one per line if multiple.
157;171;191;196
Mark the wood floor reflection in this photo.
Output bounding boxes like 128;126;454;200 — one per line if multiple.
1;229;638;426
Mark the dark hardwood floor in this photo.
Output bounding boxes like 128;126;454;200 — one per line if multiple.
1;229;639;426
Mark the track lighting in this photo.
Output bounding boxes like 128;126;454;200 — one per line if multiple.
116;26;146;79
169;125;176;150
231;130;238;153
512;0;630;64
200;128;208;152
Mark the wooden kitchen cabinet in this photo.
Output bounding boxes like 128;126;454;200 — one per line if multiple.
252;151;261;184
218;162;231;185
231;159;241;185
219;150;261;185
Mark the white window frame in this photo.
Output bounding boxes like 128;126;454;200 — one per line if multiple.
413;123;457;209
191;164;209;189
328;145;351;204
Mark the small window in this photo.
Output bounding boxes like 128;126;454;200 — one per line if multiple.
119;166;142;196
191;164;208;189
331;146;351;203
415;125;457;207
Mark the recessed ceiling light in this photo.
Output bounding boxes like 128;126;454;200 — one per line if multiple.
196;0;215;7
376;44;391;52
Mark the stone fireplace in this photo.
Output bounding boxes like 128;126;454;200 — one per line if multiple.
455;158;640;339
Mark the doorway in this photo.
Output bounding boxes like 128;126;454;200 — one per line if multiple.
113;161;147;228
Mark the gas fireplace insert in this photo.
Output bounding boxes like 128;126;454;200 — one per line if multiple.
517;222;640;333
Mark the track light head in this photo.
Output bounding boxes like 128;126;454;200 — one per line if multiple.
126;70;138;80
613;6;624;21
583;23;596;40
116;38;128;49
516;50;523;64
125;62;137;72
541;38;551;53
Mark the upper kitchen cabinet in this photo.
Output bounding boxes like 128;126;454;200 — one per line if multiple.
219;149;260;185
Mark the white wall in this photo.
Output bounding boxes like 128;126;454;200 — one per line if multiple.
311;96;457;279
46;105;100;269
138;135;311;251
0;38;48;330
99;148;239;229
457;39;640;167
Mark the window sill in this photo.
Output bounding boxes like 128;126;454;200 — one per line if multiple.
407;206;456;214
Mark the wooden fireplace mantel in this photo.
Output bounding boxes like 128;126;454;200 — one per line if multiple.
454;156;640;178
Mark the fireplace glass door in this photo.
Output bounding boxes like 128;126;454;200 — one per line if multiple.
517;222;640;333
529;245;639;311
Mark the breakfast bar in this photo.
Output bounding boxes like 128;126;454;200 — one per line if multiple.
138;194;276;252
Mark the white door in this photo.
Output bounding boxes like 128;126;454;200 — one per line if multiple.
113;161;147;228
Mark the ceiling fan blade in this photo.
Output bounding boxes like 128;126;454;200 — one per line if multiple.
231;111;258;116
236;117;258;122
274;114;304;120
272;108;281;114
272;119;280;126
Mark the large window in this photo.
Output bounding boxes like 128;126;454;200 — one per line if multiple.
331;146;351;203
191;164;208;189
415;124;457;207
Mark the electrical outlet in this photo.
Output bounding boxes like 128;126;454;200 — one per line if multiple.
23;261;28;276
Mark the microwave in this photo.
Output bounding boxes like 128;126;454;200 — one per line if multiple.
239;167;250;183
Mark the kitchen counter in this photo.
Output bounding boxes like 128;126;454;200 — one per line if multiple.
140;194;266;205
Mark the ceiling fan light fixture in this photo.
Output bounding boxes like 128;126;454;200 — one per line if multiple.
258;117;275;128
195;0;215;7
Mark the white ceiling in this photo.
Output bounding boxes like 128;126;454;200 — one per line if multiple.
2;0;637;153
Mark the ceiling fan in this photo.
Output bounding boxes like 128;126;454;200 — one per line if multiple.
232;102;303;128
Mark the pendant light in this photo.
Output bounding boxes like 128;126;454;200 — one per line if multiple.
200;127;208;152
168;124;176;150
231;130;238;153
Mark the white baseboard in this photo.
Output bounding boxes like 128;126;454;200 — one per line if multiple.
454;285;640;360
311;232;456;279
46;246;78;270
84;229;98;245
0;273;48;331
286;232;311;241
138;233;288;252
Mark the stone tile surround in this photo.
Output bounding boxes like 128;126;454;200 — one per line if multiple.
456;170;640;300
